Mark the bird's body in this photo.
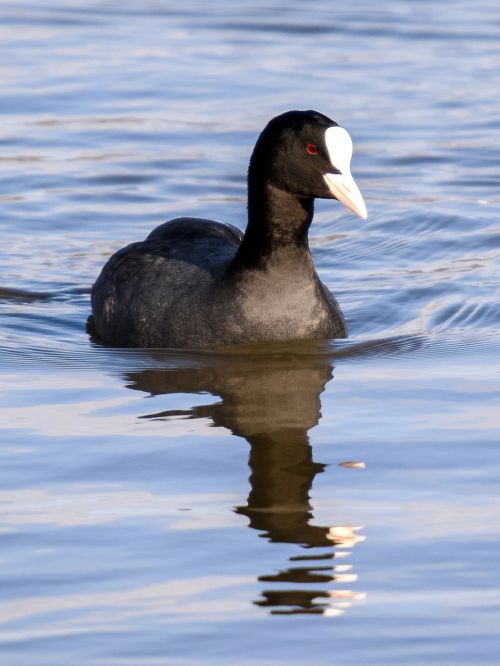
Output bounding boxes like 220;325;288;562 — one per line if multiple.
91;110;366;349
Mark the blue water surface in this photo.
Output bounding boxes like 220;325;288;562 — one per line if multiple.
0;1;499;664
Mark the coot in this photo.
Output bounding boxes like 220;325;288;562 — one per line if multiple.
91;110;367;348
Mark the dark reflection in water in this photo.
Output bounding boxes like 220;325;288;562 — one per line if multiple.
124;343;365;616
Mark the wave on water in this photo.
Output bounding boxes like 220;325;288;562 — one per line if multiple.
0;292;498;375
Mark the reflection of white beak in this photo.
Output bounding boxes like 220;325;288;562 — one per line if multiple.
323;126;367;220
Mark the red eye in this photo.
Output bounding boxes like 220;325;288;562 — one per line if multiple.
306;143;318;155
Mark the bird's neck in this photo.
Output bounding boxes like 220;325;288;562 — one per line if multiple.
230;181;315;272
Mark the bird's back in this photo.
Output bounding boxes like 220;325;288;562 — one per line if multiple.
91;218;243;347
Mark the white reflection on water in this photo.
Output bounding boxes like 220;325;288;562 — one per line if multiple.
316;497;500;542
0;575;252;630
0;487;240;530
0;373;221;438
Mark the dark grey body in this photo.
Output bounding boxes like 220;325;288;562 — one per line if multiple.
91;110;357;349
91;217;346;348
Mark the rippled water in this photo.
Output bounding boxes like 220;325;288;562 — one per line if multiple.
1;1;500;664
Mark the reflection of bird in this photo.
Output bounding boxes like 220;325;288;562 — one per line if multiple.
125;344;364;616
91;110;366;348
235;428;333;548
256;589;334;615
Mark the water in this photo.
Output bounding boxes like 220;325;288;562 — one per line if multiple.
1;1;500;664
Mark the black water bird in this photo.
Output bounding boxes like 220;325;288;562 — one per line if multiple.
91;110;367;348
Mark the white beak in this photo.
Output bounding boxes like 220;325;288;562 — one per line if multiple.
323;126;367;220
